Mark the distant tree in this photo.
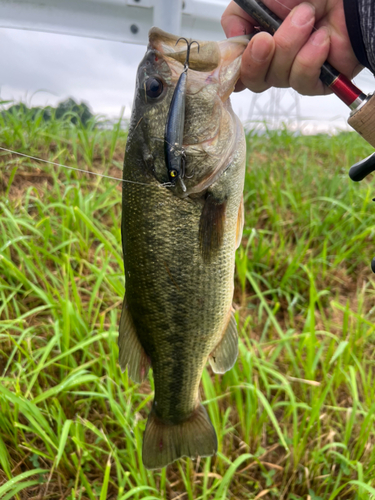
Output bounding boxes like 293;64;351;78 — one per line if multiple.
55;98;93;126
2;98;94;126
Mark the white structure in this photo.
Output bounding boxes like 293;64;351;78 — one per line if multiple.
247;88;301;131
0;0;229;44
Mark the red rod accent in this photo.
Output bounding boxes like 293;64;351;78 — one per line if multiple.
329;75;362;107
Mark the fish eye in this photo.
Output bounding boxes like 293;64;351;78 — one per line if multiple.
145;77;164;99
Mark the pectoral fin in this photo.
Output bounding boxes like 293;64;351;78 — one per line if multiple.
209;311;238;374
199;194;227;263
118;298;150;383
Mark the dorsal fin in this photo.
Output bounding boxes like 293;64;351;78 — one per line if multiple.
118;298;150;383
236;195;244;249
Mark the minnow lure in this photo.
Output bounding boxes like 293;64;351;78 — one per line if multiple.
164;38;199;192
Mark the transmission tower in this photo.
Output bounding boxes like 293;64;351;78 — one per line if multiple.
247;88;301;131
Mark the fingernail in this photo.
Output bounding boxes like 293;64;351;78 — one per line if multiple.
310;27;329;46
291;3;315;27
251;38;271;63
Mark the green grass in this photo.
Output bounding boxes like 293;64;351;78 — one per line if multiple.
1;104;375;499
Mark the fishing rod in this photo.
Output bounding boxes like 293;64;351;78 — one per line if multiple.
233;0;375;270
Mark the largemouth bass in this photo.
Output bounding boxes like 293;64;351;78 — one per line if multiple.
119;27;248;469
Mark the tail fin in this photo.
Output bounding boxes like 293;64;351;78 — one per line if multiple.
142;404;217;469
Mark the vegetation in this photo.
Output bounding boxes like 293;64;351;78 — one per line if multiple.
1;104;375;499
2;98;94;127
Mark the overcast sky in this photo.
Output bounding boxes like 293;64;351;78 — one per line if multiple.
2;26;375;133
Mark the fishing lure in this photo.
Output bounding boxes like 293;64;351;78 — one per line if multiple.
164;38;199;191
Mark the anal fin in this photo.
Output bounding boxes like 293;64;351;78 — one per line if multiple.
209;310;238;374
118;298;150;383
142;404;217;469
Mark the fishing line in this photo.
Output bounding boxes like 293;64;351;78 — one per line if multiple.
272;0;292;14
0;146;172;189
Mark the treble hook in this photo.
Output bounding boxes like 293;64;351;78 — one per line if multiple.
175;38;200;72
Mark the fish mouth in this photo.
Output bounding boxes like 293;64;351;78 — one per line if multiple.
147;28;249;197
148;27;250;93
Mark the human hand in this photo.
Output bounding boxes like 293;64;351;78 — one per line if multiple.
221;0;363;95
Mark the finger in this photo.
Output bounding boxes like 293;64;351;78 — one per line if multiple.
289;26;331;95
239;31;276;92
261;0;325;21
266;2;316;87
261;0;303;20
221;1;255;38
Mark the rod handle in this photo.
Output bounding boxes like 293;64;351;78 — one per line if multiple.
348;94;375;148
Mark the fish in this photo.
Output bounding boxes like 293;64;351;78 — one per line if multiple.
119;27;248;469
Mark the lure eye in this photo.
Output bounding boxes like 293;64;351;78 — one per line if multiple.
145;77;164;99
170;170;178;178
